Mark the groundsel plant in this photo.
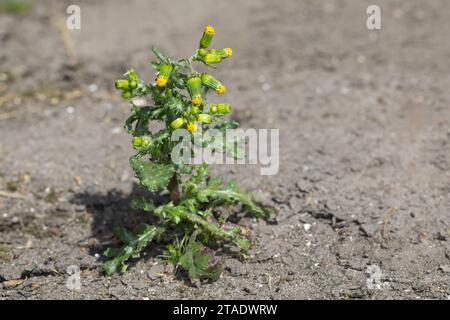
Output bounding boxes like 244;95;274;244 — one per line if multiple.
104;26;272;281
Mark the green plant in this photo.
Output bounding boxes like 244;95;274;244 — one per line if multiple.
104;26;272;282
0;0;33;14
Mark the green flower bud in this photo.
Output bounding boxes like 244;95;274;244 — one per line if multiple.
187;74;203;105
199;25;215;49
209;104;218;113
132;136;152;150
197;114;213;124
203;53;221;64
132;136;142;146
130;81;138;89
115;79;129;90
170;117;184;129
201;73;226;94
141;136;152;147
127;69;138;82
159;63;173;76
121;91;131;99
190;106;200;114
197;48;207;57
217;103;231;114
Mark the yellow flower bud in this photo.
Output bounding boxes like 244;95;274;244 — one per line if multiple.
192;95;203;106
170;117;184;129
197;114;213;124
156;63;173;87
187;121;198;133
215;48;233;58
187;74;203;105
199;25;215;48
201;73;225;94
156;75;168;87
205;25;215;36
216;85;226;94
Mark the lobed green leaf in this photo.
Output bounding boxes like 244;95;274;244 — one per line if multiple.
178;233;223;282
130;156;175;192
103;224;165;276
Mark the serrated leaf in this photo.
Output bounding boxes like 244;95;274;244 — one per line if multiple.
207;176;224;189
150;60;160;70
102;224;165;276
176;163;194;174
234;238;250;251
151;46;167;61
130;157;175;192
178;235;223;282
218;120;239;131
103;258;122;275
154;202;188;224
115;227;136;244
197;192;209;203
131;197;156;212
197;179;272;219
124;114;137;134
103;247;122;258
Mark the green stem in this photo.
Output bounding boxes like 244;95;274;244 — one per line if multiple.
185;212;236;239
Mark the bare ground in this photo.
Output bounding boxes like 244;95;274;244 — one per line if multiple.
0;0;449;299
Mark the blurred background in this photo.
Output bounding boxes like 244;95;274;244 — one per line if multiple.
1;0;449;299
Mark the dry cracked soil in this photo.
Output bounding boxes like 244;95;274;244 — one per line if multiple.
0;0;450;299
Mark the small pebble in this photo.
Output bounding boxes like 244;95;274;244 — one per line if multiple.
111;127;121;134
262;83;271;91
88;84;98;92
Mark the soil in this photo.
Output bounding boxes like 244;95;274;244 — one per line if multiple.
1;0;450;299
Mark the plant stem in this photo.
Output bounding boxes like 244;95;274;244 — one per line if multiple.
168;173;181;204
185;212;236;239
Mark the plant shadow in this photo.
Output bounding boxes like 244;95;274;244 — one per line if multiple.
70;183;169;268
